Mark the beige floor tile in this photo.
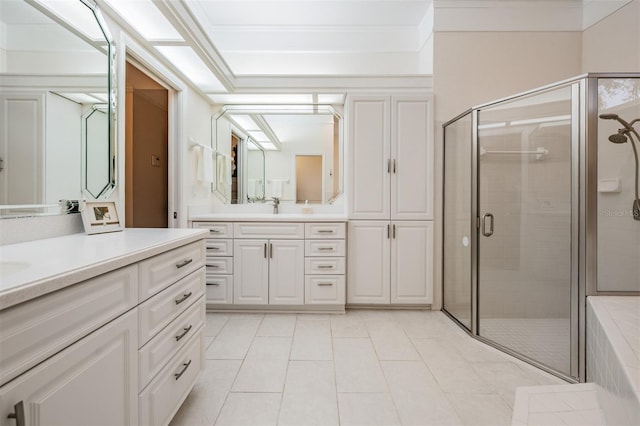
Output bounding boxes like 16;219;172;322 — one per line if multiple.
338;393;401;426
214;393;281;426
245;336;292;361
279;391;339;426
367;321;420;360
391;391;462;426
447;393;513;426
472;362;542;407
290;319;333;360
205;314;230;337
334;338;388;393
331;312;369;338
380;361;438;393
256;314;296;337
231;358;289;392
284;360;336;394
206;317;261;359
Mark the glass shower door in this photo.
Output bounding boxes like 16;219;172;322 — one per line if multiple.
477;85;577;377
443;113;473;330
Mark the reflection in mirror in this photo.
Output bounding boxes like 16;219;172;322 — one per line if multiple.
212;105;343;204
0;0;115;217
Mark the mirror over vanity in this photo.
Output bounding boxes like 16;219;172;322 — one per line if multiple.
0;0;115;217
212;105;343;205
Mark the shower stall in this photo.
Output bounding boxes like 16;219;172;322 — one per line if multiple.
442;73;640;382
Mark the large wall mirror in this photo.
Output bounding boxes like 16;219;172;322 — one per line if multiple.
0;0;115;217
212;105;343;205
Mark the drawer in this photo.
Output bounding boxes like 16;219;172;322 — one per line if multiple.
305;257;346;275
206;274;233;304
138;268;205;345
139;326;204;426
305;276;345;305
305;240;346;257
206;257;233;275
234;222;304;239
206;239;232;256
139;296;205;390
305;222;346;239
0;264;138;386
139;241;205;302
192;222;233;238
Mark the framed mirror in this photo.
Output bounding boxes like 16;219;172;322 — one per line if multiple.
0;0;116;217
212;105;343;205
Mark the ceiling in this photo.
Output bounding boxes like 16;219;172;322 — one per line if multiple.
13;0;633;101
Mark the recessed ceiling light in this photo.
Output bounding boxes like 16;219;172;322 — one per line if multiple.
38;0;105;41
260;142;278;151
317;94;345;104
208;94;314;104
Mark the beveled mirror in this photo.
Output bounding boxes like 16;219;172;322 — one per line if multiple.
0;0;115;217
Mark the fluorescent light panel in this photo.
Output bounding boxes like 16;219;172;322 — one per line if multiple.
38;0;104;40
317;94;345;104
260;142;278;150
104;0;183;41
155;46;226;92
230;115;260;131
208;94;314;104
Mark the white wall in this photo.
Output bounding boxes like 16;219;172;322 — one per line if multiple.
582;0;640;73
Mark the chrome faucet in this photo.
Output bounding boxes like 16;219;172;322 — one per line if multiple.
272;197;280;214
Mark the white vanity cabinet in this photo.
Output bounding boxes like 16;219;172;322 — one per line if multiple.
192;222;234;304
233;223;305;305
347;221;433;305
191;220;346;310
0;230;207;426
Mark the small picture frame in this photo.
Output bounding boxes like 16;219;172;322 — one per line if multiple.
81;200;123;235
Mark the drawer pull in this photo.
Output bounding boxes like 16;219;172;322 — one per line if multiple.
317;265;334;269
175;325;193;342
206;264;220;268
318;247;334;251
317;229;334;233
174;360;192;380
318;282;334;286
208;247;221;250
207;282;221;286
174;292;193;305
210;229;222;233
7;401;25;426
176;259;193;269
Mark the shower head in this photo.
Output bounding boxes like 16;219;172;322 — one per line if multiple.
599;113;634;130
609;133;629;144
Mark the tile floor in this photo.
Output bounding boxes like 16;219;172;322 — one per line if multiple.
170;310;567;426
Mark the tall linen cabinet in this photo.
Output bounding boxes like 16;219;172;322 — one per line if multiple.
347;94;434;305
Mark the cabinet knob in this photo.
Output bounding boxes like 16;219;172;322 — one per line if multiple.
7;401;25;426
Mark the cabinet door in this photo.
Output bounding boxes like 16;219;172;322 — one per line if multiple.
268;240;305;305
391;96;433;220
349;96;391;219
0;310;138;425
391;221;433;304
233;240;269;304
347;221;390;304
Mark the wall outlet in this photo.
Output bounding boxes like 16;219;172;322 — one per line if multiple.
151;155;161;167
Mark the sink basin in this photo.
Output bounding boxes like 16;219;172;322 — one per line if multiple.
0;261;31;277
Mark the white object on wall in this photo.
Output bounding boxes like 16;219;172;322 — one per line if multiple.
598;177;622;193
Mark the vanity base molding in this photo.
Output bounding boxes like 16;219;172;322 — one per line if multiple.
346;304;432;310
206;304;345;314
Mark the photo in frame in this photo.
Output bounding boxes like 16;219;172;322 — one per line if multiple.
81;200;123;234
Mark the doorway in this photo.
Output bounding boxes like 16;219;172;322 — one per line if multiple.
295;155;322;203
125;62;168;228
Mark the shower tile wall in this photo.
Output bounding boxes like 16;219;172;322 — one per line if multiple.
597;78;640;292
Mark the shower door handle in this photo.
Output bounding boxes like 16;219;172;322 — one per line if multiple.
481;213;494;237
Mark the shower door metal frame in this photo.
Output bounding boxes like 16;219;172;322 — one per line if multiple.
443;76;587;382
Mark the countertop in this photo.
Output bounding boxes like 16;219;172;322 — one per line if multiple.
189;213;348;222
0;228;208;310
